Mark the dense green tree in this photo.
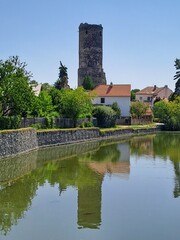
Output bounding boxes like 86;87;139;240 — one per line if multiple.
30;96;41;117
59;87;93;127
0;56;34;117
37;91;54;117
30;91;54;117
130;101;148;119
153;100;169;122
82;76;94;90
153;97;180;130
49;87;61;111
29;79;38;85
41;82;52;92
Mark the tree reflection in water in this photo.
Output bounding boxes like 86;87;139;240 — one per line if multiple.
0;132;179;236
130;133;180;197
0;140;129;234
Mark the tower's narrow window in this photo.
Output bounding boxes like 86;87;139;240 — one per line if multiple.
86;30;88;34
100;31;102;36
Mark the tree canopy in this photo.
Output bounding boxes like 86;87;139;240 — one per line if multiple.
0;56;34;117
59;87;93;126
153;97;180;130
130;101;148;118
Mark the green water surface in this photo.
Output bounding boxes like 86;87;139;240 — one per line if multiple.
0;132;180;240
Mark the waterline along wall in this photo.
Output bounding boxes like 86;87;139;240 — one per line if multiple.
0;127;161;158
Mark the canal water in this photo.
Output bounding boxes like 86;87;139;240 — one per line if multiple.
0;132;180;240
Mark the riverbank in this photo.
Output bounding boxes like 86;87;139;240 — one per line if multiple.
0;125;162;158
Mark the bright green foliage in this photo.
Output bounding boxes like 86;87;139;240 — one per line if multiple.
93;105;117;128
49;87;62;112
130;101;148;118
59;87;93;127
153;97;180;130
30;91;54;117
82;76;94;90
30;96;41;117
0;56;34;117
153;100;169;122
38;91;54;117
111;102;121;118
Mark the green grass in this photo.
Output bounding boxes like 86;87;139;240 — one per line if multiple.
100;123;157;132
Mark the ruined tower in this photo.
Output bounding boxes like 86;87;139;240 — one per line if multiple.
78;23;106;87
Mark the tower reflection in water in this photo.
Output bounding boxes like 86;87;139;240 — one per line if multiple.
77;143;130;229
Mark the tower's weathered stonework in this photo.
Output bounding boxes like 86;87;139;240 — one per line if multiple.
78;23;106;87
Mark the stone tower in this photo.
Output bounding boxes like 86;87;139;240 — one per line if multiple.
78;23;106;87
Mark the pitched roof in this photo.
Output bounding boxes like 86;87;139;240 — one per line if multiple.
136;86;163;95
94;84;131;97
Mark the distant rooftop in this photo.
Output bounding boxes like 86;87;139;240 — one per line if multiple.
94;84;131;97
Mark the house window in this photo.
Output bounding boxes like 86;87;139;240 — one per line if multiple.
101;97;105;104
147;97;152;101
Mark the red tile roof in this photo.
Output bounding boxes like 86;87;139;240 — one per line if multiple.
94;84;131;97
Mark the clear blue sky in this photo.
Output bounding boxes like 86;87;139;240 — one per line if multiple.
1;0;180;91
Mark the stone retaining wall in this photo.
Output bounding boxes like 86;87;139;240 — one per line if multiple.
0;126;161;158
37;128;100;147
0;128;38;158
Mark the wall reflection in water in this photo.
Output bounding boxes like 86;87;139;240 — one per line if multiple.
0;132;180;235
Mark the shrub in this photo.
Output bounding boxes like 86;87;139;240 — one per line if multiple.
93;106;117;128
153;97;180;130
43;117;55;129
80;120;94;128
0;116;21;130
111;102;121;118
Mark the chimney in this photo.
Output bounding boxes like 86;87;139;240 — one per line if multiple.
153;85;156;91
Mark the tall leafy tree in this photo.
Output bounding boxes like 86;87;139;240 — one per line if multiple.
30;91;54;117
130;101;148;119
0;56;34;117
153;97;180;130
59;87;93;127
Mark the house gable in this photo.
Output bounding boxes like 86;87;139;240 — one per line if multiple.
92;84;131;117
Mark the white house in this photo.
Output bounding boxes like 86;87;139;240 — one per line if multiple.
31;84;42;96
92;84;131;117
136;85;173;105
